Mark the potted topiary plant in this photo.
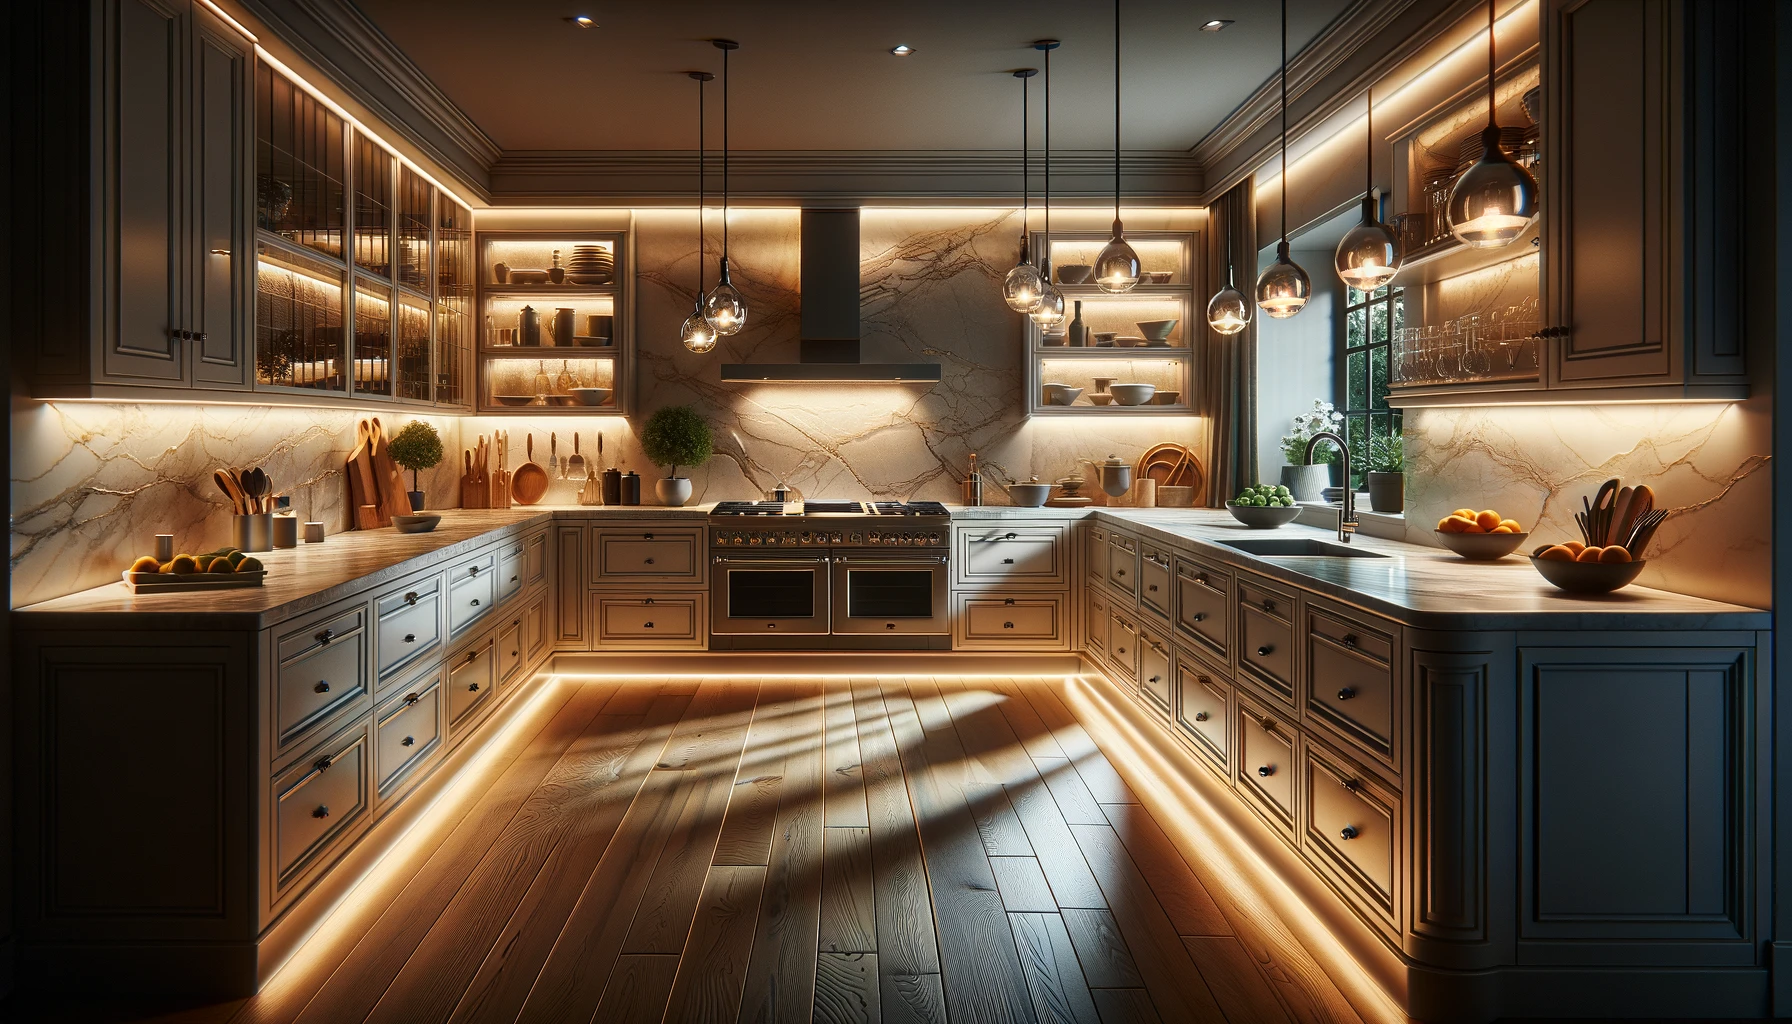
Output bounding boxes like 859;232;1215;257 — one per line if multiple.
1278;399;1343;501
1365;433;1404;513
387;420;445;511
639;405;713;507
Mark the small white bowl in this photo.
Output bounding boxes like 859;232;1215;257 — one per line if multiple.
1109;383;1156;406
1043;383;1084;406
569;387;613;406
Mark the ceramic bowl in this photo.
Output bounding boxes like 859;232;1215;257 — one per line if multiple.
1434;530;1529;560
392;513;442;534
1089;393;1116;406
1008;482;1052;507
508;269;550;285
1043;383;1084;406
545;394;579;406
1135;318;1178;342
1091;332;1117;346
1148;390;1181;406
1113;336;1149;348
493;395;536;407
569;387;613;406
1057;264;1094;284
1145;271;1174;284
1225;502;1303;528
1530;554;1648;593
1109;383;1156;406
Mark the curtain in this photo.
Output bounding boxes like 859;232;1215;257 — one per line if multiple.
1197;180;1257;506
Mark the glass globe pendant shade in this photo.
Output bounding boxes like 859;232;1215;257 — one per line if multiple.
703;257;749;335
1003;260;1046;313
680;302;718;353
1256;241;1311;320
1448;126;1539;248
1207;284;1251;335
1028;270;1066;328
1093;220;1141;294
1334;196;1403;290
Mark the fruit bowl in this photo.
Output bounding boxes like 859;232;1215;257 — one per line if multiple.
1434;529;1529;560
1226;502;1302;529
1529;554;1647;593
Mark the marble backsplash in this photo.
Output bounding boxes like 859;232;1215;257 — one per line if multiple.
1404;398;1772;608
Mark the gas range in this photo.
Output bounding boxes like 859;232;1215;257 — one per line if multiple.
709;500;950;550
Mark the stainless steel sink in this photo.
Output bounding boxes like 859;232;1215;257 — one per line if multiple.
1218;537;1389;558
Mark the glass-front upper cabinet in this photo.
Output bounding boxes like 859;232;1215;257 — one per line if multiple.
352;132;392;279
433;201;474;406
397;167;433;297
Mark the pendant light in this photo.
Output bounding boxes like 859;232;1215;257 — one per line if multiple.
1207;245;1251;336
1093;0;1141;293
1002;68;1045;313
680;71;719;353
1255;0;1310;319
703;39;748;334
1028;39;1065;328
1447;0;1538;248
1333;86;1402;290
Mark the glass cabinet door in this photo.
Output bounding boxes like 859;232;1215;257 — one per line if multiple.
396;168;433;296
353;277;392;397
352;131;392;279
256;242;344;391
256;63;345;261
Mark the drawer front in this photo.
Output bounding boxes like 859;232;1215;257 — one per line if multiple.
1306;617;1395;762
1237;697;1297;831
593;528;703;585
524;589;549;661
496;543;526;604
1085;588;1109;654
523;529;549;587
596;595;704;648
959;594;1064;644
1106;612;1139;681
497;617;524;682
957;524;1066;586
275;608;369;748
1236;576;1297;703
1305;744;1396;912
447;637;497;730
1086;525;1110;582
1136;626;1173;713
274;722;369;887
1173;557;1230;659
375;673;443;795
1107;534;1139;596
448;554;497;636
376;578;442;680
1138;546;1173;619
1174;657;1230;771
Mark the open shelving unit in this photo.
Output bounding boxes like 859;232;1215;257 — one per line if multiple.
475;230;631;416
1022;229;1198;416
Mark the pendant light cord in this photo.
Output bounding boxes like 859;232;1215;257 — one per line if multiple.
1021;72;1029;238
1487;0;1496;126
1365;85;1372;205
722;44;730;260
1113;0;1121;220
1043;44;1051;245
1280;0;1288;246
697;74;706;296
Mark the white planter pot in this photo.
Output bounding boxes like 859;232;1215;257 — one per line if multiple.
1279;463;1331;502
655;477;693;507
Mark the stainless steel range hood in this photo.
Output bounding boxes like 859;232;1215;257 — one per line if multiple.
720;209;941;383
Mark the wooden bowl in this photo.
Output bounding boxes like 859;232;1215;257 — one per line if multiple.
1434;529;1529;560
392;514;442;534
1225;502;1302;528
1529;555;1648;593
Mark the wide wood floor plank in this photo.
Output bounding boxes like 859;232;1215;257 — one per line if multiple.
1010;912;1102;1024
656;678;762;770
1022;684;1140;804
660;864;767;1024
826;679;871;827
882;973;948;1024
1099;803;1230;938
1035;756;1109;826
966;782;1033;857
986;677;1069;759
736;680;827;1024
886;679;1036;1024
815;952;882;1024
590;954;681;1024
821;826;877;953
1070;823;1227;1024
1090;987;1165;1024
1182;936;1296;1024
447;692;693;1024
287;682;611;1024
989;856;1059;914
714;680;805;866
1060;909;1145;989
851;680;941;979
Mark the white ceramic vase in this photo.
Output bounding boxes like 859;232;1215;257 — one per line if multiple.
655;477;693;507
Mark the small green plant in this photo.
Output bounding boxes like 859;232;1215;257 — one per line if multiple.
639;405;714;478
1280;399;1343;466
388;420;445;491
1366;433;1404;474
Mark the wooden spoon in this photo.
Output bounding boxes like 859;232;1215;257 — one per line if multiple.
214;469;245;514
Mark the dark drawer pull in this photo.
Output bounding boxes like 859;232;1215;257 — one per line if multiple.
1117;647;1127;655
886;623;897;630
1003;598;1016;605
644;533;655;540
403;633;417;643
1116;569;1127;577
470;598;480;607
1340;825;1360;841
643;598;655;605
1256;645;1274;657
1257;765;1275;778
510;575;520;582
1002;558;1014;564
404;692;421;705
315;628;335;644
644;557;655;565
1004;622;1014;629
1189;612;1205;622
1147;675;1160;684
468;682;480;692
1193;711;1209;722
1147;584;1158;592
1194;574;1208;585
468;565;480;575
1261;599;1276;613
405;592;419;605
402;736;415;747
1259;715;1275;731
312;805;330;819
314;755;334;772
643;621;655;628
1341;633;1359;649
464;651;479;664
1343;778;1360;793
314;680;330;694
1337;687;1356;701
1005;532;1017;540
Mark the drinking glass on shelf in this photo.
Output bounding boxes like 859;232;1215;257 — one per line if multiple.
533;360;551;396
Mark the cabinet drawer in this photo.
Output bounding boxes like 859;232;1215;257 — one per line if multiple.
496;541;526;605
593;528;704;585
447;636;497;732
1304;742;1396;917
375;575;441;681
1173;556;1229;660
375;672;443;796
1237;694;1297;834
274;607;369;749
595;595;705;648
1086;524;1110;583
1106;611;1139;681
1085;588;1109;654
524;589;550;662
273;721;369;889
1136;624;1173;714
1237;576;1297;704
957;524;1066;586
1305;607;1397;764
1138;545;1172;620
958;594;1065;646
448;552;497;636
1174;657;1230;772
1107;533;1139;596
524;528;549;588
496;616;524;682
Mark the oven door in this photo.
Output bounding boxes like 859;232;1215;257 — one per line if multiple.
829;555;950;635
710;555;831;635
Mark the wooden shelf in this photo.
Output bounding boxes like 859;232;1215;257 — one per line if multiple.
1036;346;1189;358
1031;404;1194;415
477;229;632;415
1050;283;1192;297
1390;223;1540;288
480;346;618;357
481;284;618;297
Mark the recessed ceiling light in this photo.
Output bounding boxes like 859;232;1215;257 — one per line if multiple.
890;44;916;56
1202;19;1233;31
569;14;596;28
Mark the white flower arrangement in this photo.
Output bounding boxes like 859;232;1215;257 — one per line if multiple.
1280;399;1344;466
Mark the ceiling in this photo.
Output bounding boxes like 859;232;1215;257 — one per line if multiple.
351;0;1349;154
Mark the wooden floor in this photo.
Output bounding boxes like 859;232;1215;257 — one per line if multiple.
8;676;1382;1024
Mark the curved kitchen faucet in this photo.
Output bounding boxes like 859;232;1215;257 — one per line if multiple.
1304;431;1357;542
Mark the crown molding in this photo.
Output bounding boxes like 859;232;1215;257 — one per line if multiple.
487;150;1202;206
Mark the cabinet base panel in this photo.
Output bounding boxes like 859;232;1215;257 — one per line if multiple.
552;650;1083;674
17;942;257;997
1407;963;1771;1023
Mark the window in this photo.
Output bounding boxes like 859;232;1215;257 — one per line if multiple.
1340;284;1403;489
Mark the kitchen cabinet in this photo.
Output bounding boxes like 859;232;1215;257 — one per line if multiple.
950;518;1075;652
475;230;631;415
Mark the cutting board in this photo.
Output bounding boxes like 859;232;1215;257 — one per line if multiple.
367;418;413;522
347;420;387;528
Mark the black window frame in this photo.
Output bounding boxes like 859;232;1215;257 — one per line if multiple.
1338;284;1403;490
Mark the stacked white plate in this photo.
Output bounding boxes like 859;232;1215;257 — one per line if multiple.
567;244;614;285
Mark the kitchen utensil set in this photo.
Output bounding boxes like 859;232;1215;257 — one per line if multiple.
1574;479;1665;556
216;466;277;514
459;432;515;509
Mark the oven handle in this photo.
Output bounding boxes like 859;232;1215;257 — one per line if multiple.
832;556;949;565
712;555;831;566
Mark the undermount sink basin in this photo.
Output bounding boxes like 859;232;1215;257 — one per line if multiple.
1218;537;1389;558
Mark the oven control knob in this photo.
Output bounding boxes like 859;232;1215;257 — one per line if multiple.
928;533;940;544
800;531;811;543
749;535;762;545
833;532;843;543
869;532;881;544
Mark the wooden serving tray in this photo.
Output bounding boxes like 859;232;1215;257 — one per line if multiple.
122;570;267;594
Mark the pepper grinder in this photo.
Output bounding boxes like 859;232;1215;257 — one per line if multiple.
962;453;983;507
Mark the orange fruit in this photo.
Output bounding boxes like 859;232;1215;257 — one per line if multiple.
1439;515;1471;533
1575;546;1605;562
1461;520;1487;534
1538;545;1576;561
1451;508;1475;519
1475;510;1503;531
1436;516;1456;531
1598;546;1633;563
1499;519;1522;532
1563;541;1587;555
1491;525;1515;534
